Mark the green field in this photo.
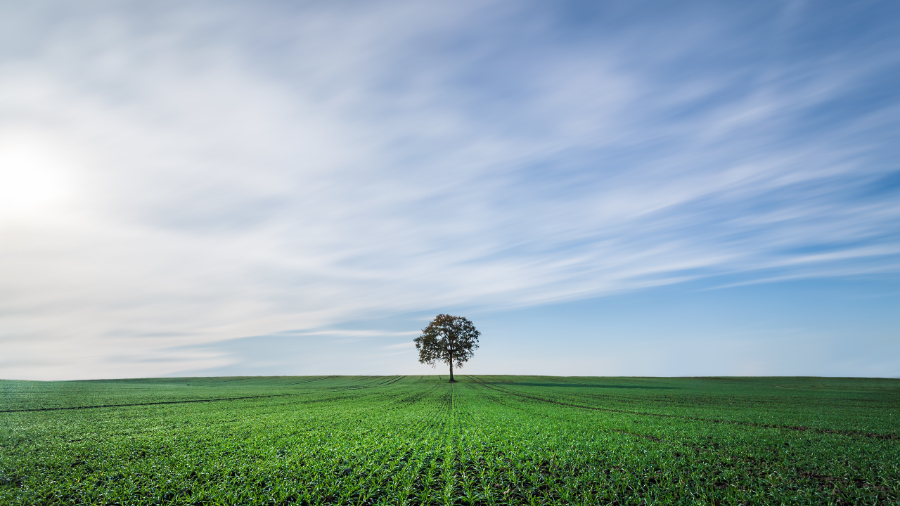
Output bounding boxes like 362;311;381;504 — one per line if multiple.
1;376;898;505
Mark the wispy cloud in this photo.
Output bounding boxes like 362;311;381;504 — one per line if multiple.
1;1;899;378
385;342;416;350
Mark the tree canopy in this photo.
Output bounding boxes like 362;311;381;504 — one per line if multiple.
414;314;480;382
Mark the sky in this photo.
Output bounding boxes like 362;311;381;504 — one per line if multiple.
1;0;899;380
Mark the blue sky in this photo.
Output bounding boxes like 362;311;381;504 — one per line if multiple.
1;1;898;379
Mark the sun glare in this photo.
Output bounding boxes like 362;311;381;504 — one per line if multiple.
0;134;74;218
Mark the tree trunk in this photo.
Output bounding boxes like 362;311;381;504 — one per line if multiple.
448;341;456;382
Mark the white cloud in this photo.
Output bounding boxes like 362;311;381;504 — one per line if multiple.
385;342;417;350
1;1;898;379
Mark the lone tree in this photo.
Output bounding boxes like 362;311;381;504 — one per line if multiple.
414;314;480;383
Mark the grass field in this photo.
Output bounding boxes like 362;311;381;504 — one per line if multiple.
1;375;898;505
